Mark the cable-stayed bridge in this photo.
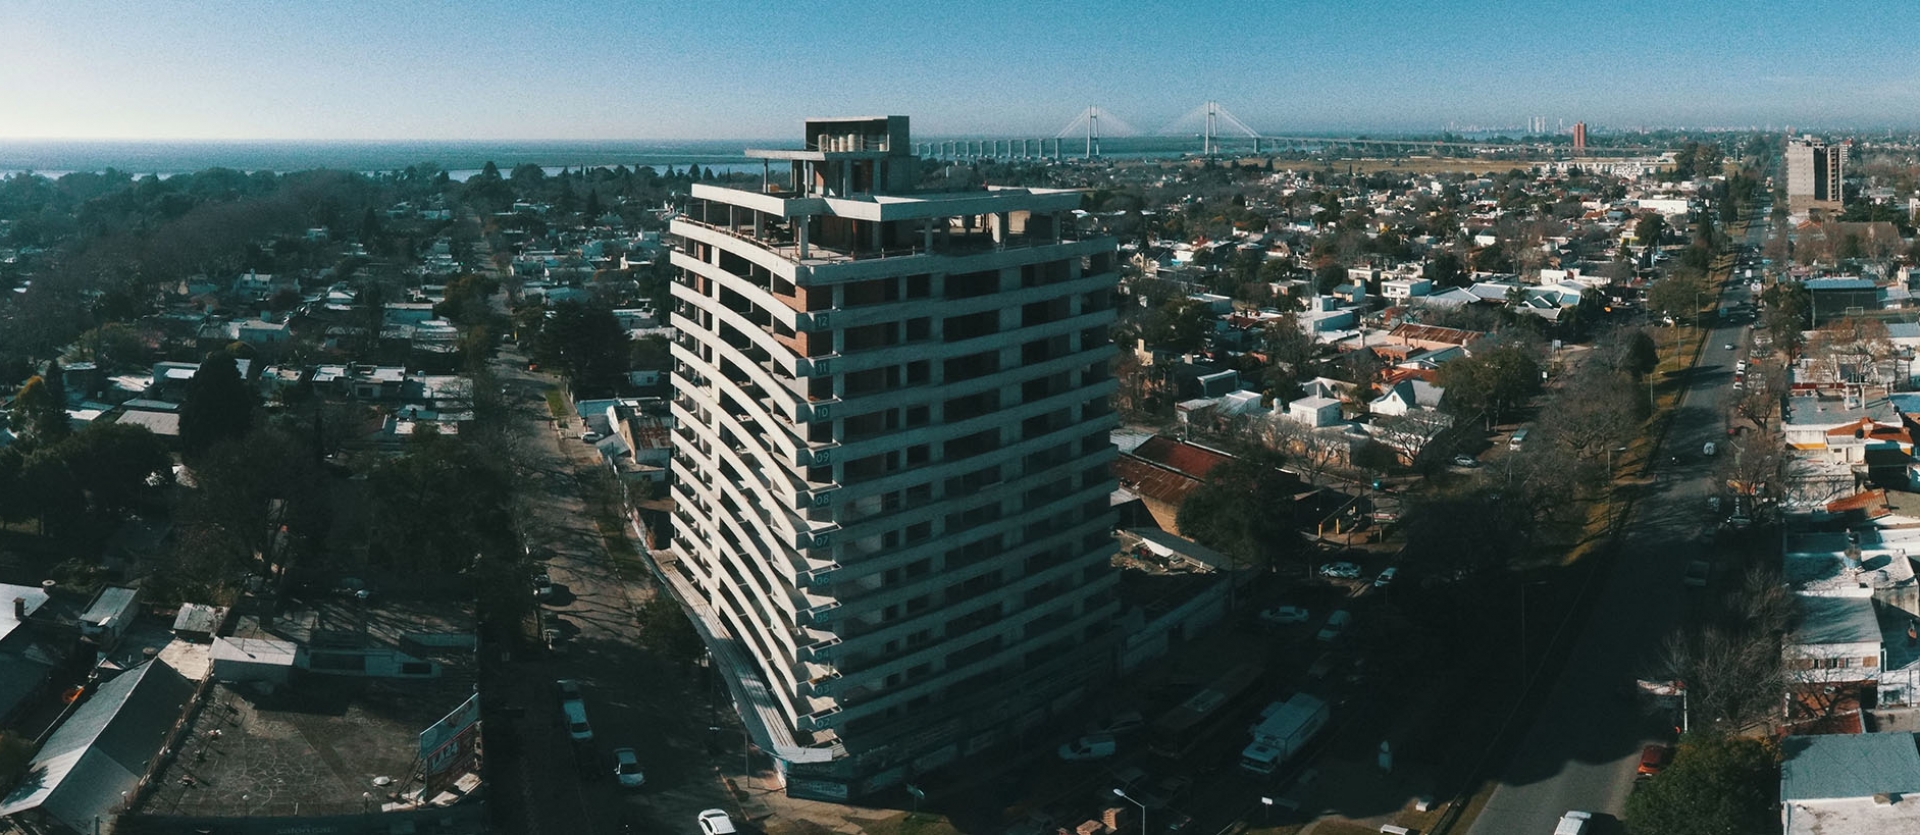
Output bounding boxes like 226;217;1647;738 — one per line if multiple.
912;102;1666;160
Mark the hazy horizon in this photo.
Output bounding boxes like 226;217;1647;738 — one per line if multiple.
6;1;1919;142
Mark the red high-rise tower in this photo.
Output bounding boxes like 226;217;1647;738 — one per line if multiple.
1572;122;1587;156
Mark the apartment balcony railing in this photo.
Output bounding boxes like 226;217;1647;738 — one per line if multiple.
677;215;1092;266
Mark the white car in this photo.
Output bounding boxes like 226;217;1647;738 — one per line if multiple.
1259;605;1311;625
1318;562;1362;580
1373;567;1398;589
698;809;737;835
613;747;645;788
1554;810;1591;835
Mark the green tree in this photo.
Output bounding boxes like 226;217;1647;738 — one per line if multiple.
19;449;83;537
40;359;66;408
629;334;672;371
179;352;256;456
1610;328;1660;379
1636;213;1667;250
1760;281;1810;353
531;302;632;393
1402;488;1534;580
1424;250;1468;288
176;427;330;584
1313;261;1347;293
1261;315;1319;391
75;323;151;371
1141;298;1211;354
637;597;705;667
1175;450;1303;572
1436;342;1542;428
52;422;171;518
8;376;70;448
1647;271;1712;321
0;730;34;788
1624;734;1777;835
365;431;513;573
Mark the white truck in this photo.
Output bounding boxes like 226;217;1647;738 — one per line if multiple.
1238;692;1329;774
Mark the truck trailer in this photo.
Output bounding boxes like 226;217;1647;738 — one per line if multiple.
1239;692;1329;774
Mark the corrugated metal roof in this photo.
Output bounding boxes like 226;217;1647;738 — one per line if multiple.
0;660;194;831
1130;436;1232;480
1113;456;1203;507
80;586;138;627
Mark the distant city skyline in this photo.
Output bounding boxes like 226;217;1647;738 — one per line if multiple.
4;1;1918;141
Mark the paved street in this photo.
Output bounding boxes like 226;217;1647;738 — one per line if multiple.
1469;212;1765;834
480;339;743;835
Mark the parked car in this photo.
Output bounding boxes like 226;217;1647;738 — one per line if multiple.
1318;562;1362;580
1099;711;1146;735
1701;442;1716;457
532;573;555;600
1554;810;1592;835
1373;567;1398;589
1057;733;1117;761
613;747;645;788
1451;454;1481;468
1316;610;1352;643
555;679;592;741
1637;744;1673;776
697;809;737;835
1684;560;1711;588
1258;605;1311;625
1152;775;1193;803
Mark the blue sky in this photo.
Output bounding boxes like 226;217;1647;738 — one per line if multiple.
2;0;1914;140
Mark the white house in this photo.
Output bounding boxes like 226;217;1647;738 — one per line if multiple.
1381;278;1432;301
1287;396;1342;428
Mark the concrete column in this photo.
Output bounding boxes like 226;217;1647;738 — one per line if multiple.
922;218;933;253
991;213;1006;245
762;160;770;193
798;217;809;260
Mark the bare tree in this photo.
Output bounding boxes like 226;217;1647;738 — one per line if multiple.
1732;358;1787;433
1806;316;1896;391
1718;430;1787;507
1537;366;1648;463
1255;415;1349;485
1372;410;1455;464
1655;626;1787;732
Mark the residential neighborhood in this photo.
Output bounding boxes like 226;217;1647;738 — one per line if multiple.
8;74;1920;835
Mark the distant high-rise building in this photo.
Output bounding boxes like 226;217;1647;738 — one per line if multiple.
1571;122;1587;156
1786;135;1846;211
666;115;1123;800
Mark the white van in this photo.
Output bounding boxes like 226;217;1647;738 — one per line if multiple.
1509;429;1529;451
